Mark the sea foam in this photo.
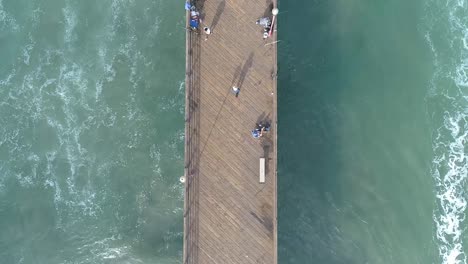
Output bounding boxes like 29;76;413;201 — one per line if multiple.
425;0;468;263
0;0;19;32
433;112;467;264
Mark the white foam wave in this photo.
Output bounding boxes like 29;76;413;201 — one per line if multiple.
22;34;35;66
50;62;107;219
433;111;467;264
72;235;146;263
42;151;66;227
425;0;468;263
0;0;19;32
63;3;77;43
150;144;162;177
0;56;102;214
31;7;43;27
108;0;136;40
95;46;110;101
0;68;15;84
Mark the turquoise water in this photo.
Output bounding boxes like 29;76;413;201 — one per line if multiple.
278;0;466;263
0;0;185;263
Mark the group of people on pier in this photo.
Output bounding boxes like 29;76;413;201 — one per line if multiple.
185;1;276;40
185;1;275;139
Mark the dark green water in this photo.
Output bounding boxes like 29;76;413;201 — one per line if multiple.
278;0;467;263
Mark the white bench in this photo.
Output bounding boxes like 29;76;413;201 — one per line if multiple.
259;158;265;183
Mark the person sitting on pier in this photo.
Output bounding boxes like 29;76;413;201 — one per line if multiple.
256;17;272;39
251;123;271;138
189;7;200;30
251;128;262;139
256;17;271;28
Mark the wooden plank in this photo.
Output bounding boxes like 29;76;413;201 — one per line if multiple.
183;0;278;263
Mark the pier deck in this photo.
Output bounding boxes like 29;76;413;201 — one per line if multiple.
184;0;277;263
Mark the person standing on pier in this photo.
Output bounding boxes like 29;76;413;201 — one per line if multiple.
203;26;211;40
232;86;240;97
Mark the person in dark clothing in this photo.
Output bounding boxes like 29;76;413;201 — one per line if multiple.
251;122;271;138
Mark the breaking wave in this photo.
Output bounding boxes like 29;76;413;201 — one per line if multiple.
425;0;468;263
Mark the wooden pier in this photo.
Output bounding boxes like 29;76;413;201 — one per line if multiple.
184;0;278;263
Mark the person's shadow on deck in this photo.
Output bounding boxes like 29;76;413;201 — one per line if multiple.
231;52;254;94
210;0;226;32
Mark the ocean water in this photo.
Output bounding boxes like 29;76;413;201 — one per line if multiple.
0;0;185;263
278;0;466;264
2;0;468;263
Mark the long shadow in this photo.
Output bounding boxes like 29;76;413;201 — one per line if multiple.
277;1;361;264
236;52;254;89
210;0;226;32
256;112;266;124
231;65;241;87
193;0;206;22
193;0;206;10
199;88;230;158
263;1;274;17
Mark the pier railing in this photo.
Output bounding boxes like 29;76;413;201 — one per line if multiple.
183;2;200;263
